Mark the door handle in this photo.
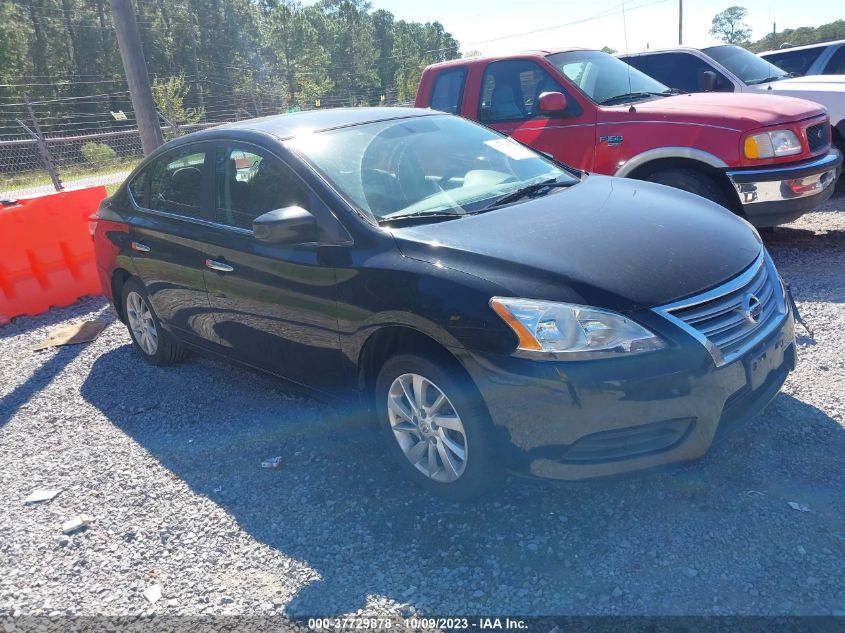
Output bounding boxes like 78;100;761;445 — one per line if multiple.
131;241;150;252
205;259;234;273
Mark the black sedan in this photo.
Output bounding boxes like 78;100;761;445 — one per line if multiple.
92;108;796;498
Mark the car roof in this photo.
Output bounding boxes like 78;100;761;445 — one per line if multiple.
183;107;439;142
758;39;845;56
425;48;591;69
620;46;709;57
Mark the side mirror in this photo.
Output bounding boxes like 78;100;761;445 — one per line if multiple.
702;71;717;92
537;91;569;117
253;206;317;245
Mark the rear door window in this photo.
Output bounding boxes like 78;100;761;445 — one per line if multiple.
128;167;150;207
429;68;467;114
148;146;209;218
763;48;823;76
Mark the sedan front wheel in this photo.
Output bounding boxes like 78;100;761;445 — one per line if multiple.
376;353;498;499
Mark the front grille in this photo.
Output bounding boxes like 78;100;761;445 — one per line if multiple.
806;122;830;154
657;253;787;366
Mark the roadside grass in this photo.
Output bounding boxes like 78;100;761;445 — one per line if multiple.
0;160;139;195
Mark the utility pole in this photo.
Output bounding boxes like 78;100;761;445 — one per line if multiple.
110;0;163;155
190;13;205;121
678;0;683;45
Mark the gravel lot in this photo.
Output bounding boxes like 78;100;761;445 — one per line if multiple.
1;193;844;619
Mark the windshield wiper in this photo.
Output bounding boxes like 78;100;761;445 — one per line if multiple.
377;210;464;226
598;91;669;105
747;75;788;85
483;177;575;210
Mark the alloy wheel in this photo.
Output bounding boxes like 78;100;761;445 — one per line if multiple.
126;291;159;356
387;373;468;482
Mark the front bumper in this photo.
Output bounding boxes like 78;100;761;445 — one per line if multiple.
455;307;796;481
725;150;841;227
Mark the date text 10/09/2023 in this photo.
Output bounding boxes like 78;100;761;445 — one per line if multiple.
307;617;529;630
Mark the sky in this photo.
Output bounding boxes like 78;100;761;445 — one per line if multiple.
366;0;843;55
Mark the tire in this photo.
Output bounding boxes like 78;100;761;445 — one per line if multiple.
121;278;186;366
375;353;499;500
645;168;733;210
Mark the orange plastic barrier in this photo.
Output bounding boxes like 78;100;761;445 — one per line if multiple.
0;186;107;325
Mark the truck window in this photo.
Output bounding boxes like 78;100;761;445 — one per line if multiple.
429;68;467;114
478;60;579;123
824;46;845;75
631;52;733;93
763;48;823;76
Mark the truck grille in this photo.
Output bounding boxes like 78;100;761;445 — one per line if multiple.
655;252;787;366
806;122;830;154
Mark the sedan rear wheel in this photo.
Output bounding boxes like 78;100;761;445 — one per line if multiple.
121;278;186;366
126;290;158;356
376;353;499;499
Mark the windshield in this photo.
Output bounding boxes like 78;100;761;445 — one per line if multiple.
702;45;789;85
285;114;578;222
546;50;671;105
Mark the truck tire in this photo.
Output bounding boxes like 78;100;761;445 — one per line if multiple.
645;169;733;211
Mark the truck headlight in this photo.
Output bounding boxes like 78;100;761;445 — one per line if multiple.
744;129;802;159
490;297;666;359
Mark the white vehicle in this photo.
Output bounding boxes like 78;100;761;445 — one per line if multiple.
759;40;845;78
620;45;845;155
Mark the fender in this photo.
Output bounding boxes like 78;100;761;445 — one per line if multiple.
615;147;729;178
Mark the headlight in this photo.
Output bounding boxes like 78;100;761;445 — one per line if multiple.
744;129;802;159
490;297;666;359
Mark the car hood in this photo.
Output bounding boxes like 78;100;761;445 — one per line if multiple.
602;92;826;130
390;175;763;312
752;75;845;102
765;74;845;89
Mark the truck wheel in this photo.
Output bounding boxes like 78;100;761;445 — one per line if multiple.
645;169;733;211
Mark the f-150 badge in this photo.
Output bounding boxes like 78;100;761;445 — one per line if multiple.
599;135;624;147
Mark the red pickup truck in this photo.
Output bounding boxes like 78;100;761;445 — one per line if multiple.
415;49;841;227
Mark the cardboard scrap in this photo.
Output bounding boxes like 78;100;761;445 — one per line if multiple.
24;489;61;505
143;584;162;604
33;319;108;351
61;514;91;534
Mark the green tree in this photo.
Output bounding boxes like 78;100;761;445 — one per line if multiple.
710;6;752;44
0;0;461;134
747;19;845;52
267;1;332;109
152;74;204;131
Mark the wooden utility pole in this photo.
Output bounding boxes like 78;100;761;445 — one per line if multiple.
678;0;683;45
110;0;163;155
190;13;206;121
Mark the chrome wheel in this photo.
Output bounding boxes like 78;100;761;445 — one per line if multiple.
387;373;468;483
126;290;158;356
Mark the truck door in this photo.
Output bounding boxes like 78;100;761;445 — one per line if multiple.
471;59;596;171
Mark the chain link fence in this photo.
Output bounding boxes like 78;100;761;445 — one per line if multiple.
0;82;414;201
0;122;218;200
